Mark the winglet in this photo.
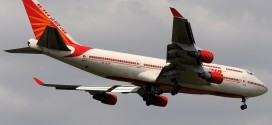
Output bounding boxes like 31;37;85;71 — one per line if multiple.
33;78;44;85
170;7;184;19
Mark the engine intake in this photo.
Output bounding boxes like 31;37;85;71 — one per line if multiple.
93;93;117;105
200;71;223;84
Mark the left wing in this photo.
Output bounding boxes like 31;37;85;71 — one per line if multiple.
33;78;140;105
33;78;139;93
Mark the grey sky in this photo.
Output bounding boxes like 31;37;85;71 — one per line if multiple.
0;0;271;125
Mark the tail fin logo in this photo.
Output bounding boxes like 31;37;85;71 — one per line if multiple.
36;4;67;34
23;0;91;57
23;0;74;45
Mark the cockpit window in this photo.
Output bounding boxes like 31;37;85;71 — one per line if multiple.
247;71;254;75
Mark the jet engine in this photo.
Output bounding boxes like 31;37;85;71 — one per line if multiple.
189;50;214;63
93;93;117;105
198;50;214;63
200;71;224;84
153;95;168;107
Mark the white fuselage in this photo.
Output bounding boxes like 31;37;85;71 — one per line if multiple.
31;41;268;98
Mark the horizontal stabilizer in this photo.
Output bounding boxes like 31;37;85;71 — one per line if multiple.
5;47;42;54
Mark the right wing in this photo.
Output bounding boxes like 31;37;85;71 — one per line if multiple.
170;7;195;45
33;78;140;105
34;78;140;94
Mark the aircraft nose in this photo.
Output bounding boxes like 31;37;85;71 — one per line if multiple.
263;84;268;94
259;83;268;95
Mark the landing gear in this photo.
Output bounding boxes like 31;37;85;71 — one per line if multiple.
145;97;153;106
142;85;161;106
171;85;180;96
146;102;151;106
241;104;247;110
171;79;181;96
240;97;247;110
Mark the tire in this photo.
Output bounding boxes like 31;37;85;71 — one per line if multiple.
240;105;247;110
171;90;178;96
146;101;151;106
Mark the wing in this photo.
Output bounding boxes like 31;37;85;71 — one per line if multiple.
156;8;223;85
33;78;140;105
170;7;195;45
34;78;139;93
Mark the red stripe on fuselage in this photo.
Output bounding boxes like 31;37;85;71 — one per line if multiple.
89;57;163;70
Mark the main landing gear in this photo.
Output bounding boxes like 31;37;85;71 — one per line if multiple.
240;97;247;110
142;85;162;106
171;84;181;96
171;79;181;96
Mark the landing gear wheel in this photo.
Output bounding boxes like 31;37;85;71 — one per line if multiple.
240;97;247;110
157;90;163;95
240;104;247;110
171;85;181;96
142;85;162;106
171;89;179;96
143;96;147;101
143;93;154;106
146;101;151;106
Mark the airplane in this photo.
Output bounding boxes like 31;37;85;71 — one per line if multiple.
6;0;268;110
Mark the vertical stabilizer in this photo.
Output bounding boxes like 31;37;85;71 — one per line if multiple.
22;0;78;45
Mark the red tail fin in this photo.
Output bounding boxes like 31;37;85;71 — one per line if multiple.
22;0;77;45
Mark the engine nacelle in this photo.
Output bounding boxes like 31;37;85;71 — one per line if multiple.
198;50;214;63
189;50;214;63
200;71;223;84
93;93;117;105
153;95;168;107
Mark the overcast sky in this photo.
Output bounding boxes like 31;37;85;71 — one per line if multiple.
0;0;271;125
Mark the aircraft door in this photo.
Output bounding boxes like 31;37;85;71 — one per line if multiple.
242;76;247;86
81;54;89;69
136;59;142;68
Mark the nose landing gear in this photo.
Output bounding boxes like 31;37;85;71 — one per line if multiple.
240;97;247;110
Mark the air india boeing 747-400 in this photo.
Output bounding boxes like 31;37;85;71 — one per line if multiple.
6;0;268;110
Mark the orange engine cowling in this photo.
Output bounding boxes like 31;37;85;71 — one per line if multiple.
153;95;168;107
208;72;224;84
93;93;117;105
199;50;214;63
